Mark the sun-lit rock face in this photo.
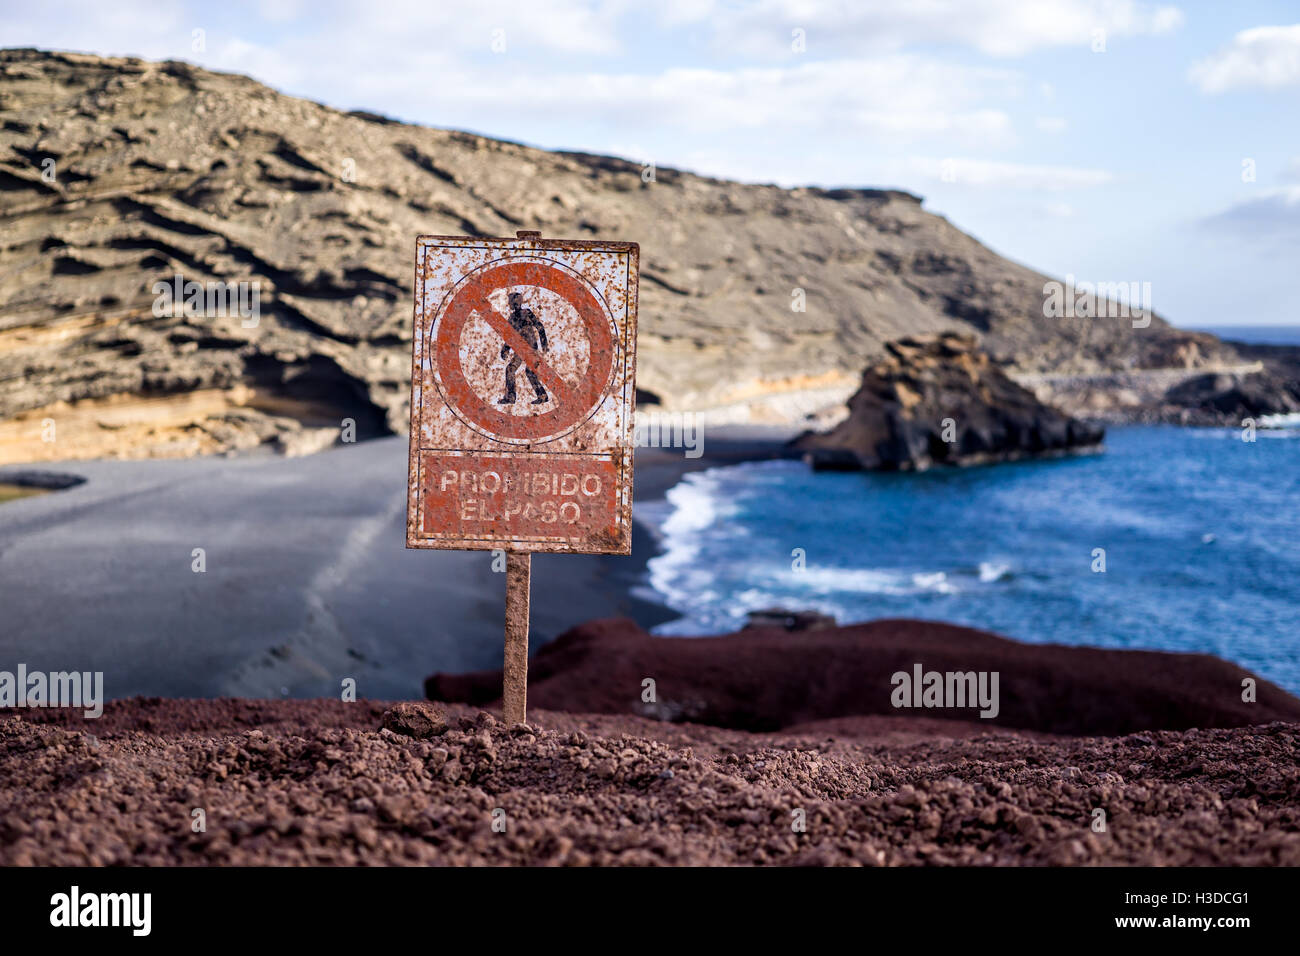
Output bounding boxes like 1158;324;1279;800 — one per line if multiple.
792;332;1105;470
0;49;1233;462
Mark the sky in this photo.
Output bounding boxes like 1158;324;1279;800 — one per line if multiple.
6;0;1299;328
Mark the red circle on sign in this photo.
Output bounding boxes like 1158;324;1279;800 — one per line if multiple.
431;259;616;443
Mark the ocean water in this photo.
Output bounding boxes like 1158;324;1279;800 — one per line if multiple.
639;425;1300;694
1189;324;1300;346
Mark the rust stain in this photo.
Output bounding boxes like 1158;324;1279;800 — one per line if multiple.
405;231;640;555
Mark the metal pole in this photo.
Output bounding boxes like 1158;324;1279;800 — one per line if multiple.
503;551;531;725
502;232;539;727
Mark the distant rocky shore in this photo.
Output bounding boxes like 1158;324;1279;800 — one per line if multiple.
1020;340;1300;427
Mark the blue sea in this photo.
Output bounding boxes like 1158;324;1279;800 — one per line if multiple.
639;424;1300;694
1186;324;1300;346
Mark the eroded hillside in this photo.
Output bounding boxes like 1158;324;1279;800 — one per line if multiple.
0;49;1235;462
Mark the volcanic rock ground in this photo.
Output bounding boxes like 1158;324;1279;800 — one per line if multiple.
6;619;1300;867
427;618;1300;736
2;698;1297;866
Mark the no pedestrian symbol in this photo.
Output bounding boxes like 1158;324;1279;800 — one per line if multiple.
432;259;616;445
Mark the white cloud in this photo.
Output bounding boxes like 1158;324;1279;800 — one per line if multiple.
911;157;1116;190
365;57;1024;146
1043;201;1076;217
3;0;628;67
0;0;187;61
0;0;1159;196
1189;24;1300;93
682;0;1184;58
1201;186;1300;235
4;3;1025;151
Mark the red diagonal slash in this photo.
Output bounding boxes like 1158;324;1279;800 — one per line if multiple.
464;289;578;410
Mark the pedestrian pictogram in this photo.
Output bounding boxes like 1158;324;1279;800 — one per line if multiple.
498;291;549;406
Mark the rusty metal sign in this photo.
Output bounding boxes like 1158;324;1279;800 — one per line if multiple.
405;232;640;555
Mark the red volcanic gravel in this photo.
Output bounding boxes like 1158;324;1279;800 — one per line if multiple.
2;697;1299;866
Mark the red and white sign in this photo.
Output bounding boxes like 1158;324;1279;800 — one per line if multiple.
405;234;640;554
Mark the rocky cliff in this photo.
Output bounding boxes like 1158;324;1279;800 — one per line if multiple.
0;49;1256;463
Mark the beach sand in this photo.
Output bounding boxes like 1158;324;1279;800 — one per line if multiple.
0;428;797;701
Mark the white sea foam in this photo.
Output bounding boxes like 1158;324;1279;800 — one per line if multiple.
642;461;1023;633
978;561;1012;582
1260;412;1300;429
786;566;917;595
660;472;728;536
912;571;952;593
644;468;737;616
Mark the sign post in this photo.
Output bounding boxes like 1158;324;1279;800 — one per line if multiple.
503;551;530;725
406;231;640;725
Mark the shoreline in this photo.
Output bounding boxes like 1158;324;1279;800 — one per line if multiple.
602;422;1300;699
0;428;803;701
2;420;1294;700
608;425;805;633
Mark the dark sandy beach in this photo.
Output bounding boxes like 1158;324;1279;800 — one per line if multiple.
0;427;795;701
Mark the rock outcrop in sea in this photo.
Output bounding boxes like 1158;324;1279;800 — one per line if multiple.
792;333;1104;471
